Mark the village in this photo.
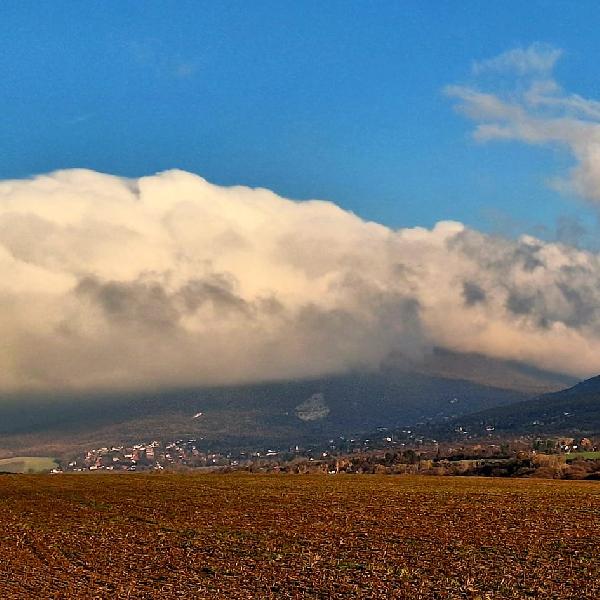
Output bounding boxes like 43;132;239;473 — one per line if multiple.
58;432;599;479
60;434;393;473
63;439;251;472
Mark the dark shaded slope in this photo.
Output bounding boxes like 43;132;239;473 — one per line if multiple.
407;347;575;394
451;375;600;436
0;370;529;456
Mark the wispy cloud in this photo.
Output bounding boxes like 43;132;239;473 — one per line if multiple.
173;62;197;79
472;43;562;75
64;113;95;126
448;43;600;202
128;39;198;80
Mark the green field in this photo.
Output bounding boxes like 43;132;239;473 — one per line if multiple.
565;451;600;461
0;456;58;474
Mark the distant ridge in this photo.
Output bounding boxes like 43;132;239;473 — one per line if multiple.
399;347;575;394
452;374;600;436
0;350;577;458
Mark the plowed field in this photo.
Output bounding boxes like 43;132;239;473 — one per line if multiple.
0;474;598;598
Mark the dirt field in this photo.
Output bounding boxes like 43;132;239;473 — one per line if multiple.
0;474;598;599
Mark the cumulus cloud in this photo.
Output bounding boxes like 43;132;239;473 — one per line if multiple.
1;168;600;391
448;43;600;201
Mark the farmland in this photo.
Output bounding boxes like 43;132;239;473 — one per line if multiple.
0;456;58;474
0;474;598;598
565;451;600;461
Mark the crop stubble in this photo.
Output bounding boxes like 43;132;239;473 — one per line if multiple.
0;474;598;598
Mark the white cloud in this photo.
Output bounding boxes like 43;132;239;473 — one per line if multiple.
128;40;198;80
449;43;600;202
472;43;562;75
1;169;600;391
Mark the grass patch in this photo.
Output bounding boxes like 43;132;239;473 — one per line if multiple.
0;456;58;473
565;451;600;461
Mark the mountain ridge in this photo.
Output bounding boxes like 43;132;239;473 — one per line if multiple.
0;351;578;458
450;374;600;437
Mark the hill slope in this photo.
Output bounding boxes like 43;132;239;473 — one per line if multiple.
452;375;600;436
0;351;575;457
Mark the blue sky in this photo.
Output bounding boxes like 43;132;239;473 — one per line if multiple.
2;1;600;237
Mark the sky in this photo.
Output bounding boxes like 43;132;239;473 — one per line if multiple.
4;3;600;392
2;1;600;235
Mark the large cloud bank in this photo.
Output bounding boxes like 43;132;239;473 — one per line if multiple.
1;168;600;391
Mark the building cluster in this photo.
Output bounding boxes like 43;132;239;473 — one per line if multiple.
532;436;597;454
64;439;239;472
58;431;598;475
61;430;417;473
